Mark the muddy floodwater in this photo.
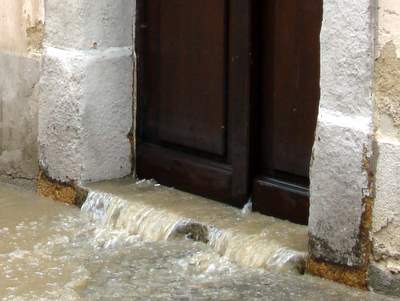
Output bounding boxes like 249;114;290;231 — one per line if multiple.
0;182;396;300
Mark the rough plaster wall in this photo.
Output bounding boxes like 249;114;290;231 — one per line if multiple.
39;0;135;183
369;0;400;294
309;0;375;267
0;0;44;54
0;0;44;179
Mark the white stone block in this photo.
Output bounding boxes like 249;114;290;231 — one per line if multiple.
309;109;373;266
45;0;135;50
39;46;133;182
320;0;374;117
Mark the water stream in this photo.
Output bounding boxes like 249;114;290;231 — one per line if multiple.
81;186;306;273
0;182;395;300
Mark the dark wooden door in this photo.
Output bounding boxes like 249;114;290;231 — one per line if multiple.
136;0;321;224
136;0;252;206
252;0;322;224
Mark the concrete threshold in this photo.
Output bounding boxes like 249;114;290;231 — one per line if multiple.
84;178;308;273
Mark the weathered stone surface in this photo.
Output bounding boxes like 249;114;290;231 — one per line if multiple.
38;48;84;182
26;21;44;53
376;0;400;58
0;53;40;179
45;0;135;50
0;0;44;180
370;1;400;291
372;140;400;269
39;46;133;183
375;43;400;135
319;0;374;117
309;111;373;266
0;0;44;54
369;263;400;297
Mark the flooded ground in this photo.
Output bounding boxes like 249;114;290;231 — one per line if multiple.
0;182;397;300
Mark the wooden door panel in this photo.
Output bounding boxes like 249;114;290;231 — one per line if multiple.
259;0;321;178
137;143;232;202
158;0;227;155
136;0;251;206
253;177;310;225
253;0;322;224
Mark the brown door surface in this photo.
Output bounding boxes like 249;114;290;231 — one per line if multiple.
252;0;322;224
136;0;252;207
136;0;322;224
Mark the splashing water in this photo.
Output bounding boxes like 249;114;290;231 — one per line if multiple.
241;197;253;216
81;181;307;273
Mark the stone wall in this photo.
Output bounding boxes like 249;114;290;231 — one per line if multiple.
369;0;400;295
0;0;44;180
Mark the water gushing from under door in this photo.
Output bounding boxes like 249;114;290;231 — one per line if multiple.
81;183;307;273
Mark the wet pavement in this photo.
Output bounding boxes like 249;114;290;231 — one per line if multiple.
0;182;397;300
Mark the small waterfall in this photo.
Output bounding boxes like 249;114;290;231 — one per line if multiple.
82;191;198;242
81;189;307;273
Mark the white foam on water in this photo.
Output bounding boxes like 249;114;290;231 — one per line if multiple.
81;189;306;273
241;197;253;216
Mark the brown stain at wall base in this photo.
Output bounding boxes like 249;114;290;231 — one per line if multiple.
307;257;368;289
307;148;375;290
308;195;373;290
359;146;375;267
360;195;374;254
37;170;88;207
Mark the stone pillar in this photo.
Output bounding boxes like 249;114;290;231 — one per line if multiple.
38;0;135;193
307;0;375;289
